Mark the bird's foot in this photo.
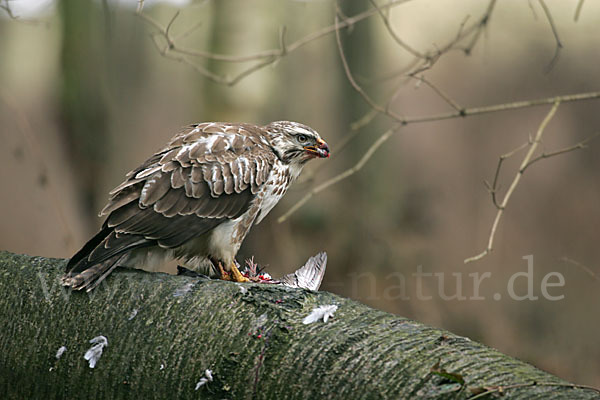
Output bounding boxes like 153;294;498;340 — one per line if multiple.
230;262;250;283
217;263;232;281
218;262;250;283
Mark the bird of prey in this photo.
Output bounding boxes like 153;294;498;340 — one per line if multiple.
62;121;329;291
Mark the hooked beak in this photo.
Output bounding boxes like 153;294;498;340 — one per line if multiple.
304;138;330;159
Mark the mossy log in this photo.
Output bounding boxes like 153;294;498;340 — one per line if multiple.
0;251;597;399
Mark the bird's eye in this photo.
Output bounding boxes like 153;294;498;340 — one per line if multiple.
297;134;309;143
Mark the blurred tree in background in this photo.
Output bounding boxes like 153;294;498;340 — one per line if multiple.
58;0;109;221
1;0;599;388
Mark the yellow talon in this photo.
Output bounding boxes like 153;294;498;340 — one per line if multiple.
230;262;250;283
218;263;232;281
218;262;249;282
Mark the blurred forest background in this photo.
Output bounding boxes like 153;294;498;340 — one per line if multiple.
1;0;599;387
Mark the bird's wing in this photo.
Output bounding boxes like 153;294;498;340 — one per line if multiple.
67;123;275;273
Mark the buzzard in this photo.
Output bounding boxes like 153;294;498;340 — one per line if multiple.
62;121;329;291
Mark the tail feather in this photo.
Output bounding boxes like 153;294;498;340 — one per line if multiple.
61;254;126;292
66;227;112;272
64;228;154;291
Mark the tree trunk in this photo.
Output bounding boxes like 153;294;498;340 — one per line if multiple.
0;251;597;399
58;0;110;224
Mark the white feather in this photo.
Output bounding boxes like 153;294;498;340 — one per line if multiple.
55;346;67;359
195;369;214;390
302;305;338;324
176;144;191;158
84;335;108;368
135;165;161;179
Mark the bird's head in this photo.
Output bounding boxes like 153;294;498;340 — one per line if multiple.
264;121;330;165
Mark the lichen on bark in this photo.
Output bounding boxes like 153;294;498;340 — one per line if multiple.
0;251;598;399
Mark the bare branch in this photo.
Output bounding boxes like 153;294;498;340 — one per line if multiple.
461;0;497;55
485;142;529;210
350;109;379;132
377;0;496;81
0;0;17;19
134;0;600;225
335;114;379;156
334;10;403;121
402;91;600;125
574;0;585;21
359;57;422;85
522;132;599;172
464;101;560;264
0;0;49;25
278;125;401;223
368;0;425;59
409;75;463;112
137;0;415;85
538;0;563;72
562;257;600;284
148;32;225;83
281;90;600;222
336;0;501;127
136;6;166;33
173;20;203;42
165;10;180;39
139;0;497;90
528;0;539;20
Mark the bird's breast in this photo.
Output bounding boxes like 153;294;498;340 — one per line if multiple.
254;163;292;224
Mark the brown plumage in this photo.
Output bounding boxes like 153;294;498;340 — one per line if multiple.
62;121;329;291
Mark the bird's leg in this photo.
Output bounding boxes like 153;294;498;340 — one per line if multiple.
213;258;249;283
217;263;232;281
229;261;250;283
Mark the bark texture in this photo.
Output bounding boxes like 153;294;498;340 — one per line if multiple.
0;251;597;399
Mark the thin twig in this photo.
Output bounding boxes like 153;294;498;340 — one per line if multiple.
334;10;403;121
148;33;224;83
522;132;599;173
338;0;499;127
350;109;379;132
138;0;414;84
0;0;49;25
173;20;203;41
282;91;600;222
464;101;560;263
359;57;422;84
0;0;16;19
562;257;600;284
334;116;380;157
368;0;425;59
140;0;493;87
538;0;563;72
485;142;530;209
384;73;416;114
165;10;180;39
410;75;463;112
574;0;585;21
278;125;401;223
461;0;497;55
528;0;539;20
402;91;600;125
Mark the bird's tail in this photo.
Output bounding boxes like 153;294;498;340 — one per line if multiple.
61;254;126;292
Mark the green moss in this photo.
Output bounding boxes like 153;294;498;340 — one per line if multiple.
0;251;598;400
